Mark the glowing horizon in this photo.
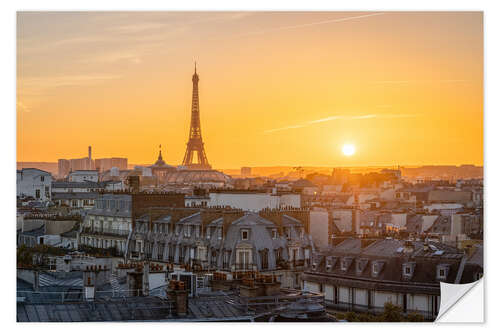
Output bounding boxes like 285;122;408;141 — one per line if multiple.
17;12;483;169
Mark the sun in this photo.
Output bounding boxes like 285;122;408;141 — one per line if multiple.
342;144;356;156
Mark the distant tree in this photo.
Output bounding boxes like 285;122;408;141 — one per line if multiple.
378;302;404;322
344;312;360;322
406;312;425;322
17;245;33;267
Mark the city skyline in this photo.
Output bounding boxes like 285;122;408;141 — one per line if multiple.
17;11;483;169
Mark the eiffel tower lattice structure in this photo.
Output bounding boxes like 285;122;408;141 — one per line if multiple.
182;63;212;170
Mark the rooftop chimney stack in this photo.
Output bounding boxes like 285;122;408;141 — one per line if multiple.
167;280;188;316
143;262;150;296
33;270;40;292
83;267;96;301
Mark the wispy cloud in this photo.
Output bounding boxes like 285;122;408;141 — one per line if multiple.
372;79;468;85
238;12;384;38
19;74;121;93
82;51;143;64
110;22;170;34
264;113;417;133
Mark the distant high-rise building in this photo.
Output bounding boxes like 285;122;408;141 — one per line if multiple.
95;157;128;172
241;167;252;177
58;159;70;178
57;146;95;178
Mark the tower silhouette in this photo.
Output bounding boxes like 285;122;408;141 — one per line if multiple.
182;63;211;170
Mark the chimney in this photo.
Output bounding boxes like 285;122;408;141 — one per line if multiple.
143;262;150;296
167;280;188;316
88;146;92;161
83;267;96;301
33;270;40;292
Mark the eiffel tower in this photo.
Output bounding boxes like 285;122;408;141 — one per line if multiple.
182;63;212;170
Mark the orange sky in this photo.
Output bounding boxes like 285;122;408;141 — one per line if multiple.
17;11;483;169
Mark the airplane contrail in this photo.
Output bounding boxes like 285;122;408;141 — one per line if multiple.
238;12;385;37
264;113;417;133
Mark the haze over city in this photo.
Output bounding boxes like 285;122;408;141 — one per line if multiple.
17;11;483;169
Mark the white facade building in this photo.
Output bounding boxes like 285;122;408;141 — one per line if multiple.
17;168;52;201
69;170;99;182
208;191;301;212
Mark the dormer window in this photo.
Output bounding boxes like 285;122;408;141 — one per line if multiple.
241;229;249;240
436;264;450;280
355;259;368;275
371;261;385;277
402;262;416;279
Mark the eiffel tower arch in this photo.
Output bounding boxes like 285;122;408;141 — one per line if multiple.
182;63;212;170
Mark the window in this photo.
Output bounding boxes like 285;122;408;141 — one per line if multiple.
241;229;249;240
237;249;251;269
274;248;282;264
211;250;218;267
272;229;278;239
40;176;44;182
35;189;40;199
439;269;445;277
197;246;206;261
405;267;411;274
260;249;269;270
206;228;211;239
195;226;200;238
217;228;222;240
223;250;230;269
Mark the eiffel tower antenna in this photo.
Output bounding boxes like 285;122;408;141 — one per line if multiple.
182;63;211;170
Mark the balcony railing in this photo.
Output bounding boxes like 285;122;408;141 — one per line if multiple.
81;227;129;237
234;263;256;271
324;300;435;320
292;259;305;268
